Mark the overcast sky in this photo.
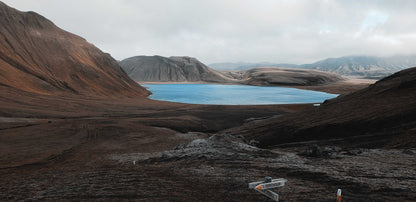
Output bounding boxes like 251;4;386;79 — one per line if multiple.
3;0;416;64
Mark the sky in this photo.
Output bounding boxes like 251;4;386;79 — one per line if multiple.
3;0;416;64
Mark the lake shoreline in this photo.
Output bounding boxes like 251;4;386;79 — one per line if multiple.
143;84;339;105
139;78;376;95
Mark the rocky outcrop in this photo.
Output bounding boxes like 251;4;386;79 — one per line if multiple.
0;2;149;97
229;67;416;148
120;55;232;83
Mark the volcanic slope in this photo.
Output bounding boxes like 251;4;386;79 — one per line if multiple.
0;2;149;98
120;55;232;83
229;67;416;148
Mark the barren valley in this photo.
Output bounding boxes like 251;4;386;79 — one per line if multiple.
1;2;415;201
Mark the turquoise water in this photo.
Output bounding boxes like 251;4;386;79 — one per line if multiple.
143;84;338;105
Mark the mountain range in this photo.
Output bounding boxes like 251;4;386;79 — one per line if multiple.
209;55;416;78
119;55;344;87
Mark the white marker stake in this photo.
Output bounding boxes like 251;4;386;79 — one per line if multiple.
337;189;342;202
133;160;136;166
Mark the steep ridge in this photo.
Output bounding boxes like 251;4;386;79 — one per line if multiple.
0;2;149;97
120;55;232;83
229;67;416;148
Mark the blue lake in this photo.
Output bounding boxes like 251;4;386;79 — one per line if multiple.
143;84;338;105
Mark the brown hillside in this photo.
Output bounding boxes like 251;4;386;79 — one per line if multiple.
0;2;149;97
228;67;416;148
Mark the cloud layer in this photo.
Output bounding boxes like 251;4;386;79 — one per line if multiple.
3;0;416;64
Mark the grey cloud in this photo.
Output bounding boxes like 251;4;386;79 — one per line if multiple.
3;0;416;64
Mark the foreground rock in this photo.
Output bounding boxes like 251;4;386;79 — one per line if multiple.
106;134;416;201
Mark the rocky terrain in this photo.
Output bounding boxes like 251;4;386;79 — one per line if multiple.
120;55;232;83
1;2;415;201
